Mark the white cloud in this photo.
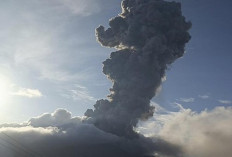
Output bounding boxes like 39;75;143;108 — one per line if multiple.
137;106;232;157
28;108;82;127
0;76;42;99
0;126;56;135
11;88;42;98
218;100;232;104
179;97;195;103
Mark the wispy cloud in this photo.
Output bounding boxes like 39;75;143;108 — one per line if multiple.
0;0;100;83
61;84;96;102
150;101;167;113
179;97;195;103
173;102;186;110
12;88;42;98
218;100;232;104
56;0;101;16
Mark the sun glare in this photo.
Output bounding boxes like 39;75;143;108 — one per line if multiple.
0;75;11;105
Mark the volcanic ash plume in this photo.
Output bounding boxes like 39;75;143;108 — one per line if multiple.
85;0;191;138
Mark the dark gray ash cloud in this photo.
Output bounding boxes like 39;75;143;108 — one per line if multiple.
86;0;191;139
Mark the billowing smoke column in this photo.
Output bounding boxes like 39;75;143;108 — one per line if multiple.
85;0;191;138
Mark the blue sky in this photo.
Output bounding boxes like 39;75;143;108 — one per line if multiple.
0;0;231;124
158;0;232;111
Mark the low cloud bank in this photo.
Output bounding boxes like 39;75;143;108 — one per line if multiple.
138;106;232;157
1;106;232;157
0;109;180;157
